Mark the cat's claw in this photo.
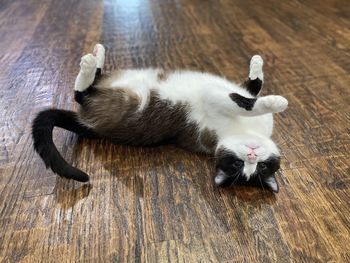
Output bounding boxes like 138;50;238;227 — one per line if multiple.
80;54;97;75
249;55;264;80
261;95;288;113
93;43;105;69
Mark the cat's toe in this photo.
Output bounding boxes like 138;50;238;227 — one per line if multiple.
249;55;263;80
93;44;105;56
80;54;97;74
93;44;105;68
250;55;263;66
273;96;288;112
262;95;288;112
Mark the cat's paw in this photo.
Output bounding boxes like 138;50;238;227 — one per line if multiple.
249;55;264;80
260;95;288;113
80;54;97;75
93;43;105;68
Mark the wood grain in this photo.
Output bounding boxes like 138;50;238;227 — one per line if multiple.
0;0;349;262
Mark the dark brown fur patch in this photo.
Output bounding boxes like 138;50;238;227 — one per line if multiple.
198;128;218;153
78;87;140;131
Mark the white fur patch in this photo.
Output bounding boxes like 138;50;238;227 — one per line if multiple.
243;162;257;180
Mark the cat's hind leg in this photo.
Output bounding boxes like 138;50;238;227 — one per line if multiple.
242;55;264;96
74;44;106;104
74;53;97;92
74;44;105;92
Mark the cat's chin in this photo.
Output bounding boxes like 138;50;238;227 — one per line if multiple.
217;135;280;159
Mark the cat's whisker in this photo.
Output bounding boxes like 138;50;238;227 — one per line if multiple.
229;171;241;186
257;173;266;192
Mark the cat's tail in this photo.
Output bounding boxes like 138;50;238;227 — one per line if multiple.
32;109;96;182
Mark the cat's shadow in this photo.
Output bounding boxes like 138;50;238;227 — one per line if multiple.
76;138;277;212
54;138;278;230
53;180;92;210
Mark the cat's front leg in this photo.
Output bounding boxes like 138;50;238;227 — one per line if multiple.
205;88;287;117
229;93;288;116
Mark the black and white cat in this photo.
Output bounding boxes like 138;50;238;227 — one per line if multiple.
32;44;288;192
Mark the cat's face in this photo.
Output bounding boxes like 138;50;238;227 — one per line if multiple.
214;135;281;192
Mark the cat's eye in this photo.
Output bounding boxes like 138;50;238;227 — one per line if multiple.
232;160;243;167
258;163;267;170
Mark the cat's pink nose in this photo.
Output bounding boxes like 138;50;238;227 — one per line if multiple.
248;155;257;162
247;147;257;161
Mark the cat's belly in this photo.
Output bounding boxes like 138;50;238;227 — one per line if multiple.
236;114;274;137
192;113;274;141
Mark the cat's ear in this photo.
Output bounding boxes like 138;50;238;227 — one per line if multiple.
263;175;279;193
214;170;232;187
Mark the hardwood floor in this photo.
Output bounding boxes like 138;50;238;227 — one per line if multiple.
0;0;349;262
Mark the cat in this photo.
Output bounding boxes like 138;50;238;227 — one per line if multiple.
32;44;288;192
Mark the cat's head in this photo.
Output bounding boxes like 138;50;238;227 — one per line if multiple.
214;135;281;192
